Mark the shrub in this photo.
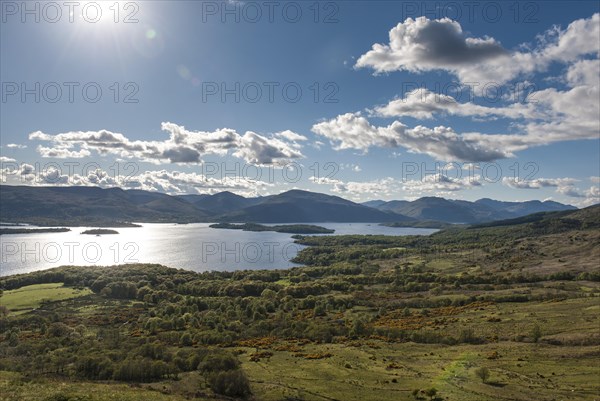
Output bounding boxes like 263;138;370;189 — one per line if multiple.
531;323;542;343
424;387;437;400
475;366;490;383
199;352;239;373
208;369;252;397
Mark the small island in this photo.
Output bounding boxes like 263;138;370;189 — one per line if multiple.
81;229;120;235
210;223;334;234
0;228;71;235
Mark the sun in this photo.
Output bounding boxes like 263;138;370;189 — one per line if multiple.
56;1;164;63
72;1;138;26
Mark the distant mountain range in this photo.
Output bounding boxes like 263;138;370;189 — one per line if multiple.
364;197;576;224
0;185;577;226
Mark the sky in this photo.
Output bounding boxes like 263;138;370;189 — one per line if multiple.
1;0;599;206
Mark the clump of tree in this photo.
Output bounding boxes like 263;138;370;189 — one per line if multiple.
198;351;252;397
207;369;251;397
424;388;438;400
412;388;440;400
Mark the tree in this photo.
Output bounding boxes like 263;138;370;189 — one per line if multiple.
424;387;437;400
475;366;490;383
261;288;277;300
531;323;542;343
0;305;9;317
180;332;193;346
7;328;19;347
208;369;251;397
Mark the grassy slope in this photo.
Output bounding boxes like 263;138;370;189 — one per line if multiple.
0;370;210;401
0;283;92;315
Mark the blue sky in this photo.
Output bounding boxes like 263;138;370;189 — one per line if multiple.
1;1;599;206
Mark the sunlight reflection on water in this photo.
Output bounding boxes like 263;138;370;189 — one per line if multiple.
0;223;436;276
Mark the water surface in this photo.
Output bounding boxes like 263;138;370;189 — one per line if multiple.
0;223;436;276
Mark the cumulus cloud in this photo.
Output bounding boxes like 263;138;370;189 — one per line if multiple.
116;169;272;196
0;156;16;162
310;176;403;199
566;59;600;87
0;164;271;197
0;163;37;182
314;68;599;163
275;130;308;142
310;173;481;199
5;144;27;149
521;84;600;144
502;177;578;190
364;24;599;143
339;163;361;172
36;146;91;159
312;112;396;150
501;176;600;207
312;112;510;162
558;185;599;207
578;186;600;207
355;17;507;75
232;132;304;165
371;88;538;120
402;173;482;194
356;14;599;84
29;122;305;166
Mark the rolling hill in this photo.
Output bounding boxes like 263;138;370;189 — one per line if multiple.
0;185;580;226
179;191;264;214
216;190;408;223
0;185;206;225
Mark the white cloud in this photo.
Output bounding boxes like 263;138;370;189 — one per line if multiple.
402;173;482;194
5;144;27;149
520;84;600;144
566;59;600;87
339;163;362;172
372;88;538;120
569;186;600;208
312;112;509;162
356;14;600;84
311;176;399;199
312;112;395;151
275;130;308;142
314;66;599;164
311;141;325;150
310;173;481;199
355;17;507;77
1;164;271;197
28;122;304;166
502;177;578;190
118;169;272;196
0;163;36;182
0;156;16;162
37;146;91;159
232;131;304;165
501;176;600;207
358;17;599;154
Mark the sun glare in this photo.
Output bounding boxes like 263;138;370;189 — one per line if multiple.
58;1;165;61
69;1;139;30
